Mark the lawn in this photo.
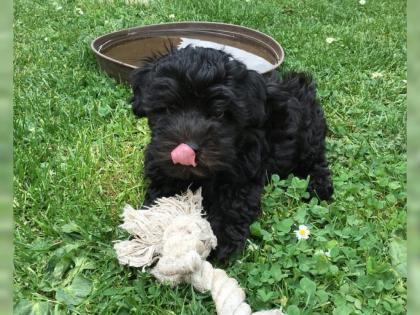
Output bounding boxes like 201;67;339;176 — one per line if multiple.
13;0;407;314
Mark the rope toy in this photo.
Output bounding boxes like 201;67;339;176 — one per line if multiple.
114;189;284;315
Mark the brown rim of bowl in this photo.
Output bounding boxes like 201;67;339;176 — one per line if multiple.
91;21;284;74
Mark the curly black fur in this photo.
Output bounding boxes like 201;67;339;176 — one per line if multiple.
131;46;333;260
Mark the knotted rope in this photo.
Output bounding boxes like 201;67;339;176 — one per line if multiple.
114;189;283;315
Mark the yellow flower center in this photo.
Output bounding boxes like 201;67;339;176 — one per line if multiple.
299;229;306;236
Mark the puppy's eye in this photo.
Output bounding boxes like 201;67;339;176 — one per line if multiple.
151;106;171;115
159;106;172;114
213;111;224;120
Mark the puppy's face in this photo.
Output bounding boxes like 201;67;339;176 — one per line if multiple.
131;47;267;180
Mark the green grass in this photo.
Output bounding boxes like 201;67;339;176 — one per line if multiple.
14;0;406;314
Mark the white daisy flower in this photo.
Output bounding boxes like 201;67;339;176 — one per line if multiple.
294;225;310;240
326;37;336;44
359;0;366;5
75;7;84;15
371;71;383;78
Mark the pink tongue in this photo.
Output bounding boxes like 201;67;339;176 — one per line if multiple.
171;143;197;167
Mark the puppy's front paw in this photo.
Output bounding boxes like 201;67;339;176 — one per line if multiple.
209;243;240;262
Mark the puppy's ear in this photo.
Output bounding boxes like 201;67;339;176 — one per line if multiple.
130;64;154;118
223;59;268;127
243;70;267;127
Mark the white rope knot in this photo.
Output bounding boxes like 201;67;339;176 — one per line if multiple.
114;189;284;315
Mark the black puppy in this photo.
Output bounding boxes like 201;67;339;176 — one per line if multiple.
131;46;333;260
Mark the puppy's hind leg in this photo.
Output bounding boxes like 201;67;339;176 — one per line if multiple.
266;72;334;200
300;146;334;201
289;73;333;200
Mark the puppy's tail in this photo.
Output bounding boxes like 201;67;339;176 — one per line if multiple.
266;71;318;109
